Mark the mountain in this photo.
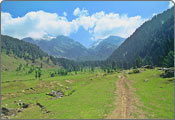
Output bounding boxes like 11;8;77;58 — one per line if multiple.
109;7;174;68
23;35;125;61
23;35;89;60
90;36;125;60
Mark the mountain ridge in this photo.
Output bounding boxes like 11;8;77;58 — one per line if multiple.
22;35;125;61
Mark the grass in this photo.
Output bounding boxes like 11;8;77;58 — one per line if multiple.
1;67;118;119
128;68;174;119
1;54;174;119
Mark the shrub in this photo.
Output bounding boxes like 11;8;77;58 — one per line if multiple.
133;69;140;73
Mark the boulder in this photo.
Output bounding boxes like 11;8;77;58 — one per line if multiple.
143;65;154;69
144;79;148;82
158;67;170;71
36;103;44;109
160;68;174;78
46;90;64;98
1;107;9;116
1;107;17;116
21;103;29;108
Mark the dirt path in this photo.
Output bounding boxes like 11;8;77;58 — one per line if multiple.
106;74;145;119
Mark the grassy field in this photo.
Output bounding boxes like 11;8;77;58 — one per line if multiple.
1;59;174;119
127;68;174;119
1;68;118;119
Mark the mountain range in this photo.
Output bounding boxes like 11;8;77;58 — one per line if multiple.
22;35;125;61
109;7;174;68
2;7;173;69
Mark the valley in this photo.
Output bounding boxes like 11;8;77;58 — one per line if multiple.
1;3;174;119
1;65;174;119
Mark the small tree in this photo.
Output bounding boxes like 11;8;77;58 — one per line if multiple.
112;61;117;70
91;66;95;72
163;51;174;67
40;63;43;68
107;68;110;73
38;70;41;79
50;73;55;77
135;56;143;68
35;71;38;79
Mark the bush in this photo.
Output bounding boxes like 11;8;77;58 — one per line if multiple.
133;69;140;73
50;73;55;77
128;71;133;74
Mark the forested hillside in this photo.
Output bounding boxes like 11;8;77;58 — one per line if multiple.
1;35;48;62
1;35;59;71
109;7;174;68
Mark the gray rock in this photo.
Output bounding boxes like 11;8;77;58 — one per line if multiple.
143;65;154;69
144;79;148;82
160;68;174;78
46;90;64;98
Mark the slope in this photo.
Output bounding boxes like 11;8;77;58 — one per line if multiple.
109;7;174;68
23;36;89;60
90;36;125;60
1;35;58;71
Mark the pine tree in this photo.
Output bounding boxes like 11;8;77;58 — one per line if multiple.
163;51;174;67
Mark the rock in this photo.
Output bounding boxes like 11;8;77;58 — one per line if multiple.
46;90;64;98
158;67;171;71
46;111;51;113
21;103;29;108
144;79;148;82
17;109;22;113
36;103;44;109
1;107;17;116
143;65;154;69
17;101;29;109
65;80;72;84
1;107;9;115
22;90;25;92
160;68;174;78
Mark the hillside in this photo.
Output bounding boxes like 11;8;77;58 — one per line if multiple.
23;36;90;60
1;2;174;119
23;35;125;61
109;7;174;68
90;36;125;60
1;35;58;71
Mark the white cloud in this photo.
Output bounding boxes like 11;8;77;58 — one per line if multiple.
73;7;89;16
63;12;67;16
2;8;146;41
92;13;146;40
169;1;174;8
1;10;78;39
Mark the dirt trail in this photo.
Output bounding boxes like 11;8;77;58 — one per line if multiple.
106;74;145;119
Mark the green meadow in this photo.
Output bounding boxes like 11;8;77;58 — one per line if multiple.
128;68;174;119
1;66;174;119
1;67;118;119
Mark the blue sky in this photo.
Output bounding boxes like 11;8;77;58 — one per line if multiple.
1;1;173;47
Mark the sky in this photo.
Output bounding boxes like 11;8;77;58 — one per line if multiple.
1;1;174;47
